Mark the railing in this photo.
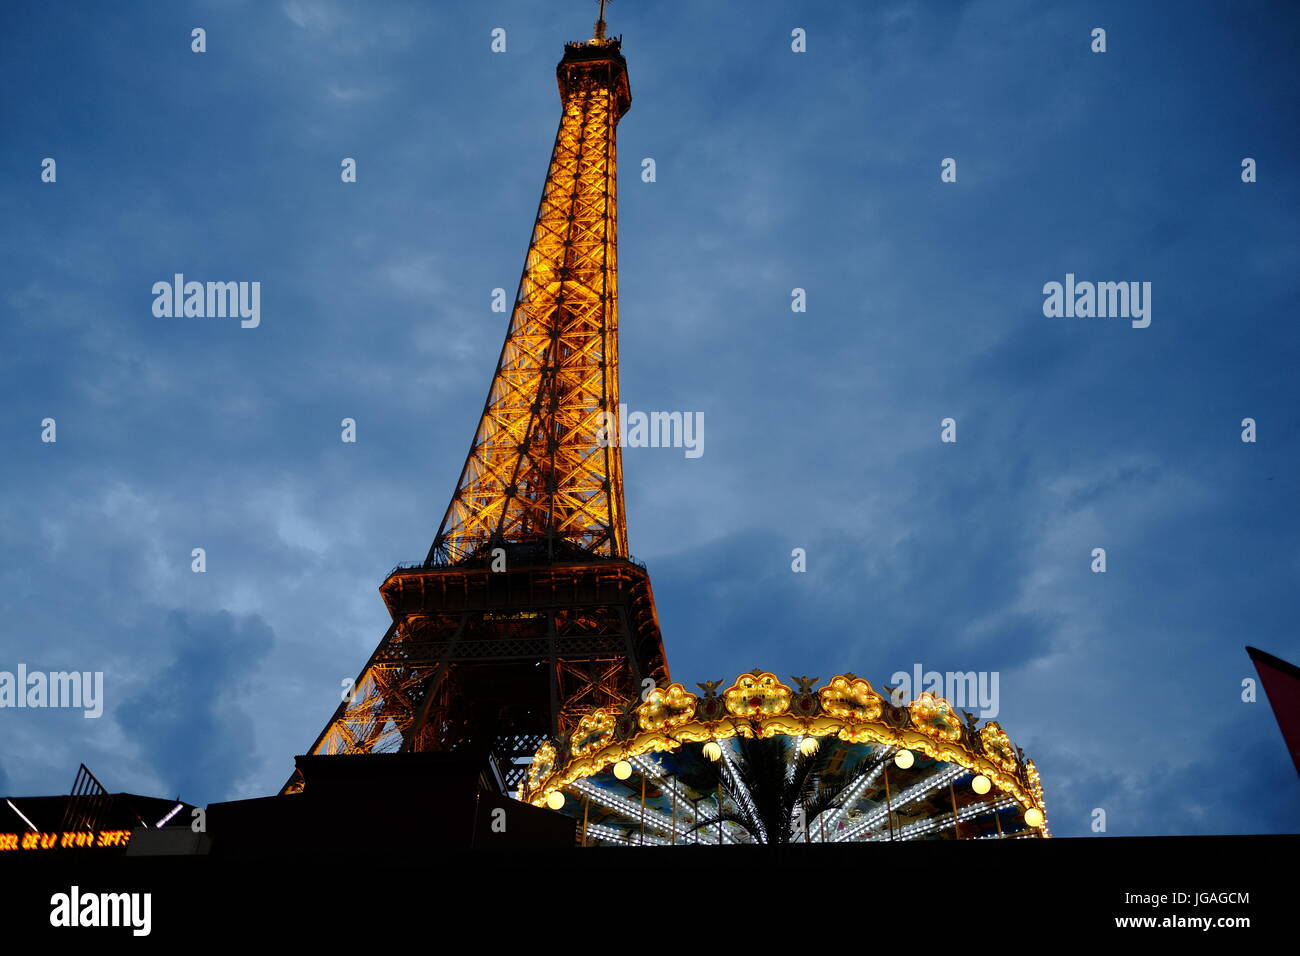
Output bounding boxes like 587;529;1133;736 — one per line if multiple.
386;550;648;579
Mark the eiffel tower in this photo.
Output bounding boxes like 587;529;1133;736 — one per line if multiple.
285;6;668;794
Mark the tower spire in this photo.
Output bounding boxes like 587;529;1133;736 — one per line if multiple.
286;26;665;796
427;21;632;567
594;0;609;41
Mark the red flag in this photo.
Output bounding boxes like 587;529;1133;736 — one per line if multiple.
1247;646;1300;776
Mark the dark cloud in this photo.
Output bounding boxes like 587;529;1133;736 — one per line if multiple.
115;610;274;806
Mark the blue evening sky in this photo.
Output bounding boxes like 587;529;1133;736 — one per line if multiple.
1;0;1297;837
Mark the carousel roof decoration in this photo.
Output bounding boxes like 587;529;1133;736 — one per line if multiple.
520;669;1050;844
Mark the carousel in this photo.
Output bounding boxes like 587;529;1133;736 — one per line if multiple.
521;671;1048;844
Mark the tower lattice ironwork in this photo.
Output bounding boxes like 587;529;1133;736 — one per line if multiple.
287;12;667;794
431;28;629;566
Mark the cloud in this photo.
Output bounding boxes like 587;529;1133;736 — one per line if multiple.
115;610;275;805
327;82;381;103
282;0;344;33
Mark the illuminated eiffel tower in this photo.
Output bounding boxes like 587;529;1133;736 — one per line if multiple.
286;6;668;793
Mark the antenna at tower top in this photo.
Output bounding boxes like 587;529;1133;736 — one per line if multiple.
593;0;610;41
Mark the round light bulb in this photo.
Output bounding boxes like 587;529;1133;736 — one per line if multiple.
799;736;820;756
1025;807;1045;828
894;749;915;770
613;760;632;780
972;774;992;795
545;791;565;810
703;741;722;762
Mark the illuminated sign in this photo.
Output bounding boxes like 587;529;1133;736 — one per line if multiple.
0;829;132;851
